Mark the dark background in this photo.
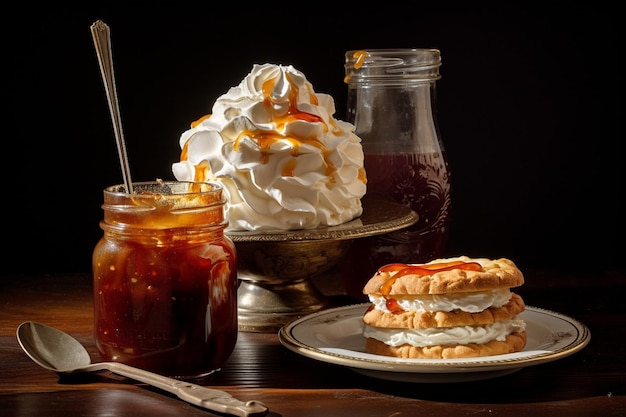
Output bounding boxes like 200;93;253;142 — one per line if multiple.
6;5;623;276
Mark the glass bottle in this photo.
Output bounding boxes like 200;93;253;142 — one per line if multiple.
342;49;452;300
92;181;238;379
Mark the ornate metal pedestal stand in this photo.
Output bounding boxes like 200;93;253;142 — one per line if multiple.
228;198;418;332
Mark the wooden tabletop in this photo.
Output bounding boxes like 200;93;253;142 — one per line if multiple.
1;268;624;417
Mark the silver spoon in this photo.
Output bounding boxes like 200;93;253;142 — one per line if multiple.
16;321;268;417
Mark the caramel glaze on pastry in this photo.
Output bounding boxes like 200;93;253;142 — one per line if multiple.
363;257;524;296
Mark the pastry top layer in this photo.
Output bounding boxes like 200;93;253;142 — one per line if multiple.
362;256;524;296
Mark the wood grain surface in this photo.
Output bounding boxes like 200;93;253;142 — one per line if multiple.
1;270;624;417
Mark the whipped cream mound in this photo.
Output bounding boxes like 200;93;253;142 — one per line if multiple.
172;63;367;231
368;289;513;314
363;319;527;347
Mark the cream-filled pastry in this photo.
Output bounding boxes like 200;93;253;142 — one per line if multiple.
362;256;527;359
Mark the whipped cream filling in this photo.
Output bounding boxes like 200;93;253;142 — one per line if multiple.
368;289;513;314
364;318;526;347
172;63;366;231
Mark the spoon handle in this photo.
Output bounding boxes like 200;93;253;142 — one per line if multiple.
90;20;134;194
103;362;268;417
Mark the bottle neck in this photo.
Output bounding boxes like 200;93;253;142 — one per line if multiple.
344;49;443;155
347;81;440;154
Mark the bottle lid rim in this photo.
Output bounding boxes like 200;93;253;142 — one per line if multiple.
345;49;441;83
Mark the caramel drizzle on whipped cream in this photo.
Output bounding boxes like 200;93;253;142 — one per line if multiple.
182;69;348;181
376;260;484;314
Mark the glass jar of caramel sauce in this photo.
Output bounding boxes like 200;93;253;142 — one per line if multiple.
92;181;237;379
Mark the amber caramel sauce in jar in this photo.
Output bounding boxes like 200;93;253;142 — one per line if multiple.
92;181;237;379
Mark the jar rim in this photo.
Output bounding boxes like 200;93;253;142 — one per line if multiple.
344;49;441;84
102;181;227;217
346;48;440;55
104;180;223;196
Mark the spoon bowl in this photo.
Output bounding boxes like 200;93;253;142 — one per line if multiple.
17;320;92;373
16;322;268;417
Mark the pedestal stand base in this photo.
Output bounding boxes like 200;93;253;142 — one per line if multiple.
237;279;329;332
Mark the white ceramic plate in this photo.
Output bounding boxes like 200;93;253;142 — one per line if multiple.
278;304;591;383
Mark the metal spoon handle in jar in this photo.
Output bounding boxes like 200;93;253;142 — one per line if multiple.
90;20;134;194
92;361;268;417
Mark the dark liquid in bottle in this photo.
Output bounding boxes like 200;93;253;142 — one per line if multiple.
342;152;451;300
